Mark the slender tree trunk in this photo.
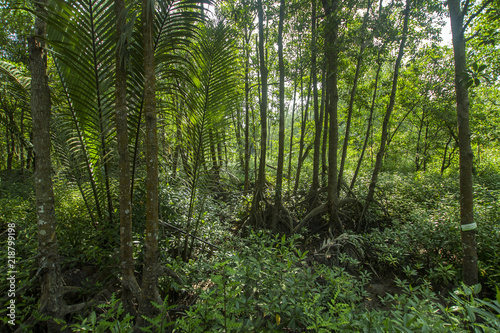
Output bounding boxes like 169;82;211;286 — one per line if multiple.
244;34;251;192
233;104;244;169
172;99;181;178
321;68;328;185
337;0;372;195
272;0;286;230
448;0;478;286
27;131;34;170
20;107;25;170
248;0;268;228
137;0;162;326
322;0;342;234
441;131;457;175
115;0;140;312
415;110;425;171
293;74;311;196
29;0;64;327
6;107;14;170
311;0;321;194
350;50;383;190
287;73;298;187
358;0;411;232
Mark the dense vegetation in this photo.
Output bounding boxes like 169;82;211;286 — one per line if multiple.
0;0;499;332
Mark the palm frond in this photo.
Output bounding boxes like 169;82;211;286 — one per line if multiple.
46;0;117;221
0;60;32;148
176;20;240;257
129;0;208;198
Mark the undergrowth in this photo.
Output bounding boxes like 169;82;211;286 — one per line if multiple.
1;165;499;331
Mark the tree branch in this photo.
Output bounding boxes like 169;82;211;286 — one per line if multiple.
462;0;494;34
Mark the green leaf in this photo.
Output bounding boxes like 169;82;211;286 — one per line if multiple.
465;304;476;322
473;283;482;294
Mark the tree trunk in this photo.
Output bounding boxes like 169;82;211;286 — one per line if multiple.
350;49;383;191
272;0;286;230
244;33;251;192
415;108;425;171
29;0;64;327
321;67;328;185
20;107;25;170
322;0;343;234
311;0;321;194
448;0;478;286
358;0;410;232
6;106;14;170
287;70;298;187
248;0;268;228
293;72;312;196
137;0;162;326
115;0;140;313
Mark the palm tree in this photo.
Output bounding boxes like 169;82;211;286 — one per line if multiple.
40;0;208;322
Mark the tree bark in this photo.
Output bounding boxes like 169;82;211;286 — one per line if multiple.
448;0;478;286
137;0;162;326
115;0;140;312
29;0;64;327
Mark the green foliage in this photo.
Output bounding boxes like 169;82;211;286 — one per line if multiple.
360;168;500;291
442;284;500;332
170;231;357;332
69;294;134;332
0;171;38;329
